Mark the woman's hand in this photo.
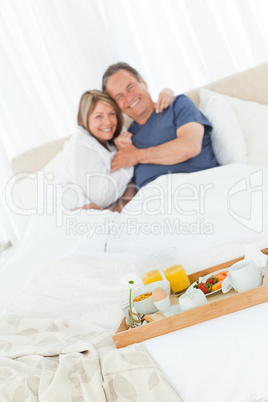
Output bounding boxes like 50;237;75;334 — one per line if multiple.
114;131;133;150
155;88;174;114
82;203;103;210
72;203;103;211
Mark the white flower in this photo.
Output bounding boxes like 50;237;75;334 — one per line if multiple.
120;274;143;290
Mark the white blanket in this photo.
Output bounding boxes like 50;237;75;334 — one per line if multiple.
0;315;180;401
0;207;113;293
0;256;137;330
106;164;268;272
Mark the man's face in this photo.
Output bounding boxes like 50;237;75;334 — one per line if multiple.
105;69;154;123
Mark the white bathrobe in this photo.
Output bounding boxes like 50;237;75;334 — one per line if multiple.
57;126;133;209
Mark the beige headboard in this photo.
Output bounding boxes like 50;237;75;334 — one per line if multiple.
12;62;268;174
186;62;268;106
12;136;70;175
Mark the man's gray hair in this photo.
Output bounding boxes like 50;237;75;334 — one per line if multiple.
102;62;143;92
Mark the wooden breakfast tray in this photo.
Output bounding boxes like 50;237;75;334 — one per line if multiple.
113;248;268;349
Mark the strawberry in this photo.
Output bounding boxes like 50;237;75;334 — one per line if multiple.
206;275;217;285
193;280;212;294
199;282;212;294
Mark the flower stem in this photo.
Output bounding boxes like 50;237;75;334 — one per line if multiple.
129;288;135;328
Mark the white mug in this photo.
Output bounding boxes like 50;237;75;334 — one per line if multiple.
179;288;207;312
222;259;262;293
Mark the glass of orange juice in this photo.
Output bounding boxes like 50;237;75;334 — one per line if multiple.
134;253;165;285
156;247;190;294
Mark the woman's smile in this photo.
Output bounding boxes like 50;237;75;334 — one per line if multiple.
88;101;118;146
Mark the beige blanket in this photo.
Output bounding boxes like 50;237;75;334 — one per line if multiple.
0;315;181;401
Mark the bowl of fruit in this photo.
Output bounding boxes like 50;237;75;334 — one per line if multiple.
191;269;229;296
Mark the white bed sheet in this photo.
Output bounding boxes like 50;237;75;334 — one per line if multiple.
143;302;268;402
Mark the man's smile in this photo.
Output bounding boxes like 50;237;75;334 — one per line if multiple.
129;99;140;108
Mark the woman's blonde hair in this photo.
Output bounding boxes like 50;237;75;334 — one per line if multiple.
77;90;123;139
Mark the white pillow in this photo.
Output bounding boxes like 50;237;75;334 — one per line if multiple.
199;88;268;166
200;93;247;165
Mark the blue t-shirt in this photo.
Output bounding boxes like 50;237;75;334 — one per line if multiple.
129;95;218;188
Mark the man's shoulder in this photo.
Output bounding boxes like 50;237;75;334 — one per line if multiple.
129;95;194;132
172;94;194;107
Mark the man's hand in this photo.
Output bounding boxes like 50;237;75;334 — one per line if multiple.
116;122;204;167
155;88;174;114
114;131;133;150
111;144;141;172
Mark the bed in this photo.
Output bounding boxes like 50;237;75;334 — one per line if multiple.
1;62;268;401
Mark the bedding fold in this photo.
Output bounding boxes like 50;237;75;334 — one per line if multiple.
0;315;181;401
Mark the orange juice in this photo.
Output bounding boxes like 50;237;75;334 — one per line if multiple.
141;270;162;285
164;265;190;293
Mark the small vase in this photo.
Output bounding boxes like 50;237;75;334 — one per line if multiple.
120;300;143;328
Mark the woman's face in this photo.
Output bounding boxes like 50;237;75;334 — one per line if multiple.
87;101;118;146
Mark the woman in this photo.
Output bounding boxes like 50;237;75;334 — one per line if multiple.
58;89;173;211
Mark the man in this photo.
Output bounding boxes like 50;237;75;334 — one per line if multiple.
102;62;218;189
